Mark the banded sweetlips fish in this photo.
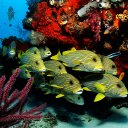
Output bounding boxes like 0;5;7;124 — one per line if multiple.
19;47;46;72
38;83;84;105
2;41;16;59
99;55;117;75
19;65;31;79
44;60;67;76
64;94;85;105
51;47;104;73
39;46;51;59
39;73;83;98
82;73;128;102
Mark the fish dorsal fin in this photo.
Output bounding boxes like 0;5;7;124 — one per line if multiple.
94;93;105;102
94;83;106;93
56;94;65;98
83;87;91;91
10;41;16;49
50;84;63;89
62;47;76;55
50;51;61;60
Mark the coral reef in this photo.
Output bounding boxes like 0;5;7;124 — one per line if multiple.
29;1;90;48
28;112;57;128
1;2;128;128
0;68;46;127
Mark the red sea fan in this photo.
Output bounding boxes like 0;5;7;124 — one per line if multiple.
0;68;46;128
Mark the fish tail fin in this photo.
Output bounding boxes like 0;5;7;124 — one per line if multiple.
51;51;61;60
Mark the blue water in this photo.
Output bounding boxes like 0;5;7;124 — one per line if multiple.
0;0;30;47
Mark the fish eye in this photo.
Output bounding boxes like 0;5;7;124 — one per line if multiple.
112;65;116;69
58;65;62;69
69;80;74;85
47;52;51;55
78;96;80;100
25;70;27;74
117;84;122;88
35;61;39;65
92;57;97;62
34;50;37;54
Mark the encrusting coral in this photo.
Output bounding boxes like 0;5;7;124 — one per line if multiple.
0;68;46;127
31;1;90;48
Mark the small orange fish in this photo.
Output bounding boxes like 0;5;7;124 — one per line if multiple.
113;19;120;30
119;72;125;81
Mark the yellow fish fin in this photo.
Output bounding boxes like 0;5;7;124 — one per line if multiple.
56;94;65;98
47;74;53;76
94;83;106;93
45;91;50;95
18;51;24;59
73;60;81;65
50;84;63;89
62;47;76;55
72;67;81;71
46;67;51;71
94;93;105;102
83;87;91;91
63;63;68;66
50;51;61;60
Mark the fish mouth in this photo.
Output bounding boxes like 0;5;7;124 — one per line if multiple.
113;71;117;75
120;95;127;98
75;89;83;94
9;51;15;55
94;66;104;72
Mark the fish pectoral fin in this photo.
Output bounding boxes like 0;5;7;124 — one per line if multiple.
72;67;80;71
94;83;106;93
63;63;68;66
62;47;76;55
50;84;63;89
56;94;65;98
73;59;82;65
47;74;53;76
45;91;50;95
83;87;91;91
94;93;105;102
18;51;24;59
50;51;61;60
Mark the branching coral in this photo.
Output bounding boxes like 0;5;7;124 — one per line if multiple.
0;68;46;127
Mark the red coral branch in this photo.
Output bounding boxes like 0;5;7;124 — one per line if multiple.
0;68;46;127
